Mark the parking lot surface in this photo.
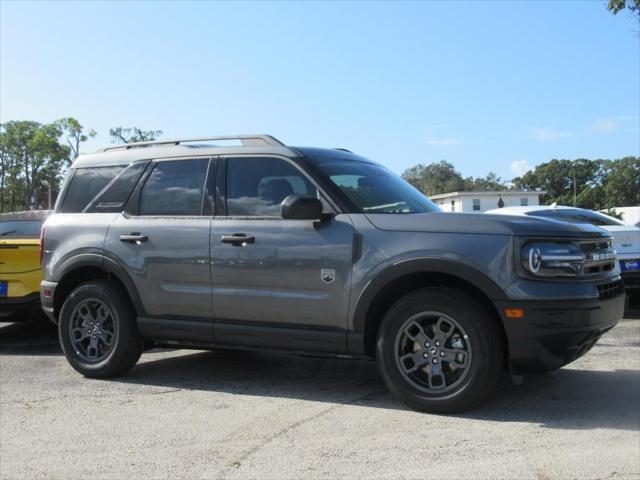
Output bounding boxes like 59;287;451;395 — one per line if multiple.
1;314;639;480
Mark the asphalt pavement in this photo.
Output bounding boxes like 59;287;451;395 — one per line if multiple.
1;311;639;480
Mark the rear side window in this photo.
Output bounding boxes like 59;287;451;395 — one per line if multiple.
0;220;43;237
88;162;149;213
60;166;124;213
138;159;209;216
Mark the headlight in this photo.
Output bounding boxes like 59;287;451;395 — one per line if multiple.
521;241;585;277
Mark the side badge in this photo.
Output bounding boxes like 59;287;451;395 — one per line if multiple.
321;269;335;285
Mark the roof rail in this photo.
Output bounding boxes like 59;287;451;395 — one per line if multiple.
96;134;285;152
334;148;353;153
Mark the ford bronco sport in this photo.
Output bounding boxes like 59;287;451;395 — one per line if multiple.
40;135;625;412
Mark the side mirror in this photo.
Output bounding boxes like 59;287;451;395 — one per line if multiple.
281;195;325;220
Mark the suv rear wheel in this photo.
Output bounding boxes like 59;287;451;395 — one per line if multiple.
58;279;142;378
376;287;503;413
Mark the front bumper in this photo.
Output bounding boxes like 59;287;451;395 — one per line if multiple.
0;292;43;321
496;283;625;373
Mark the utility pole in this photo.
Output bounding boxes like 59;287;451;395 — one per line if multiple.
573;170;577;206
43;179;53;209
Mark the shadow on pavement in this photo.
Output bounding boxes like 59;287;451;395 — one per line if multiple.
0;321;61;355
2;316;638;431
114;348;640;432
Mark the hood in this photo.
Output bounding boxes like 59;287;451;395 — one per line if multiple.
365;212;611;238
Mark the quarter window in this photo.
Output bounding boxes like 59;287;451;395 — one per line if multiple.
60;166;125;213
89;162;149;213
226;157;317;216
138;159;209;216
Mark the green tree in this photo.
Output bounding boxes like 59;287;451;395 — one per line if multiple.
402;161;506;196
0;121;69;212
463;172;506;192
513;157;638;210
402;161;465;196
608;0;640;19
56;117;96;163
109;127;163;144
513;159;607;209
601;157;640;208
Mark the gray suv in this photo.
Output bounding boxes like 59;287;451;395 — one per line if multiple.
40;135;625;412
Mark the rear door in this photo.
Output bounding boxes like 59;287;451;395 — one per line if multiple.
104;157;215;339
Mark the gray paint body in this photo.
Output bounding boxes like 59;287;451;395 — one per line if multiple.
210;215;354;328
40;141;622;362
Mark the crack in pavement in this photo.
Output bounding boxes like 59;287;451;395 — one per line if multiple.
3;388;182;407
215;388;387;479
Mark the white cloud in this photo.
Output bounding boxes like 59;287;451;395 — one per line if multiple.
591;118;617;132
423;125;460;146
531;128;570;142
426;136;460;145
510;160;532;177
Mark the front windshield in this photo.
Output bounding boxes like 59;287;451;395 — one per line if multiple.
526;209;625;227
316;159;440;214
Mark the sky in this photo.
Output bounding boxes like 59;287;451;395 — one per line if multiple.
1;1;639;180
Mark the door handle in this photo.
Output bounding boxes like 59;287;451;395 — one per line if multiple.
221;234;255;246
120;233;148;244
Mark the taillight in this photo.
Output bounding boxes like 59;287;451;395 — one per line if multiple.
39;225;45;266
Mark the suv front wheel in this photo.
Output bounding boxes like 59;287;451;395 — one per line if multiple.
376;287;503;413
58;279;143;378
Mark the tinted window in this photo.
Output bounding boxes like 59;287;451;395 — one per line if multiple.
226;157;317;216
139;159;208;216
316;160;440;214
527;209;625;226
0;220;43;237
60;166;124;213
89;162;149;212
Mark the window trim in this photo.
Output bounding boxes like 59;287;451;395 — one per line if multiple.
126;156;214;218
55;169;76;211
217;154;337;220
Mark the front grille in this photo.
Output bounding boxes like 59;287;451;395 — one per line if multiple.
578;240;616;277
579;240;611;254
597;280;624;300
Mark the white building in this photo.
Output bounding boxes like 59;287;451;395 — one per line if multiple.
430;191;545;213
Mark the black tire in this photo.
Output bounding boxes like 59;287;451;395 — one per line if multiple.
376;287;504;413
58;279;142;378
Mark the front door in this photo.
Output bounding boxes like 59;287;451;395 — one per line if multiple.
210;156;354;349
104;158;213;327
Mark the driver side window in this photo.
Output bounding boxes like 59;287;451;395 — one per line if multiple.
226;157;318;217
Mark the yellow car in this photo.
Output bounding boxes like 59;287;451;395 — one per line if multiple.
0;210;53;322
